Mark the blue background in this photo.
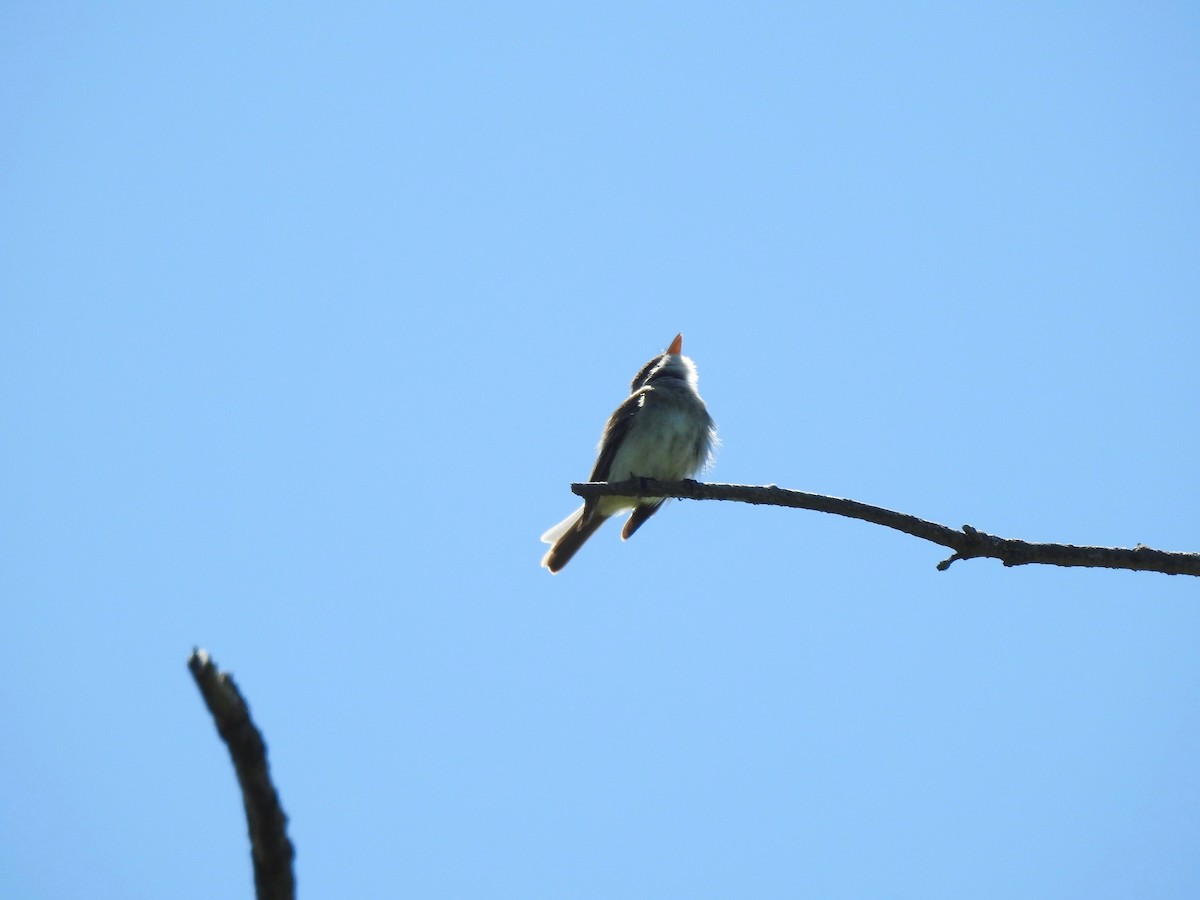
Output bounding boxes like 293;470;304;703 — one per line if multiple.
3;3;1198;897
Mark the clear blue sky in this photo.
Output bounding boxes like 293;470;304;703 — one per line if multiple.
3;3;1198;897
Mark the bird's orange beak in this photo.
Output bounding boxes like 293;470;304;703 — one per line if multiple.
667;333;683;355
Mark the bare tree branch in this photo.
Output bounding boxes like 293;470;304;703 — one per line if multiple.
571;479;1200;577
188;649;296;900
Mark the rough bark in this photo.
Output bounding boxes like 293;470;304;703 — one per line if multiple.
188;649;295;900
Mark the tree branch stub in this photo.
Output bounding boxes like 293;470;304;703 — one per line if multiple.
188;649;296;900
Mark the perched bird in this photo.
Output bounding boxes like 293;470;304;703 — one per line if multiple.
541;333;716;572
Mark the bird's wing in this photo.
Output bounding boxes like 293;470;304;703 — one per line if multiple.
589;388;647;482
621;501;663;540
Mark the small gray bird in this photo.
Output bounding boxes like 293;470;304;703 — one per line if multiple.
541;333;716;572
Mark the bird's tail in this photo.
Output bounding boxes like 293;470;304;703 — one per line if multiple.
540;506;607;573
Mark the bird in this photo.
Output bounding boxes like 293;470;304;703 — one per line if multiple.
541;333;716;572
